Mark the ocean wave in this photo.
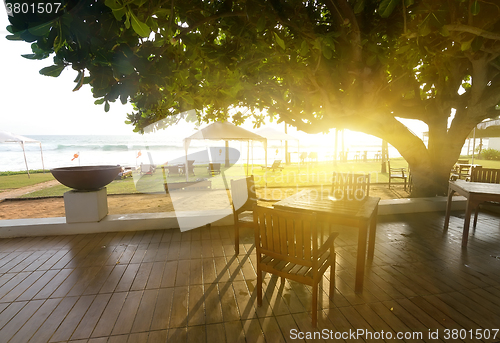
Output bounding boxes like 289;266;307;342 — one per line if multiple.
49;144;184;151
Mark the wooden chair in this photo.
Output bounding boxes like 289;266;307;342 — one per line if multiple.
299;152;308;164
207;162;221;176
162;165;180;177
469;166;500;228
253;205;339;327
388;160;407;191
308;152;318;163
230;176;275;255
261;159;283;172
140;163;156;176
180;160;196;176
331;172;370;200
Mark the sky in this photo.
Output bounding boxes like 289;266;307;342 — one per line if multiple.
0;7;429;141
0;7;136;136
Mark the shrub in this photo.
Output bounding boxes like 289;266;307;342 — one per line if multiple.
480;148;500;160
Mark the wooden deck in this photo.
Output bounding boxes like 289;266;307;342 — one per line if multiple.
0;210;500;342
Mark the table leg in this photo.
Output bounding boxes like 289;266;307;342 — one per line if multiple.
355;223;368;293
367;206;378;259
462;197;474;248
443;189;455;230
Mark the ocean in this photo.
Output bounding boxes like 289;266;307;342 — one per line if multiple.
0;133;404;172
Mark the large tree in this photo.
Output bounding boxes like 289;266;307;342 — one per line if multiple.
6;0;500;196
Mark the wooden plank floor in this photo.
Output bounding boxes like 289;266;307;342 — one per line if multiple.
0;210;500;342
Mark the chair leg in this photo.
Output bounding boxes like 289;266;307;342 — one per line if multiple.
329;252;336;299
234;221;239;255
312;284;318;328
257;269;263;306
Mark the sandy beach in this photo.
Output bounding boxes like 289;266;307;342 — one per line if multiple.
0;184;407;220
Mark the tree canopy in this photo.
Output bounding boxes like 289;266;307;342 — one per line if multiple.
5;0;500;195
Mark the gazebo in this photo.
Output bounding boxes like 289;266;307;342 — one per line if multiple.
255;127;299;164
183;122;267;179
0;131;45;177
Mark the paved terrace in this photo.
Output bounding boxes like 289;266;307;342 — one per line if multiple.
0;210;499;342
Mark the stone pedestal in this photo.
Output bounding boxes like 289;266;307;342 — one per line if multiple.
63;188;108;223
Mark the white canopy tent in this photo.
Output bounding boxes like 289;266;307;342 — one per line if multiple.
255;127;299;165
183;122;267;180
0;131;45;177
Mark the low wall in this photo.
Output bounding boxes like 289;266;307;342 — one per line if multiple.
0;196;467;238
378;195;466;215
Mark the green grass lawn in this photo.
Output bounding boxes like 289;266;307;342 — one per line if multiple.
17;159;405;197
0;173;55;193
7;157;500;198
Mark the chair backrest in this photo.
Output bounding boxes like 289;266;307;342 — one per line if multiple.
388;160;405;175
331;172;370;200
470;166;500;184
253;205;319;267
141;164;154;174
456;159;469;164
209;163;221;172
230;176;257;213
271;160;281;168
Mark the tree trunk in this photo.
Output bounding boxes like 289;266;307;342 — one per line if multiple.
408;161;451;197
405;116;466;197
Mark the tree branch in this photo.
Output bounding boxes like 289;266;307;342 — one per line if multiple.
443;24;500;41
174;11;247;40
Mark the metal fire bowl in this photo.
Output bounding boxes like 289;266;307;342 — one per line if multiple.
50;165;122;191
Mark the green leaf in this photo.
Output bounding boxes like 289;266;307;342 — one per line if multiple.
274;32;285;50
6;33;22;41
354;0;365;14
461;39;473;51
471;0;480;16
22;54;38;59
378;0;398;18
130;12;150;38
418;14;432;36
153;9;170;17
112;55;135;75
39;64;65;77
322;45;333;59
105;101;110;112
471;36;484;52
439;26;450;37
256;16;266;32
104;0;122;11
94;98;106;105
396;44;410;54
124;13;130;29
28;21;53;36
300;41;309;56
73;70;84;91
112;8;126;21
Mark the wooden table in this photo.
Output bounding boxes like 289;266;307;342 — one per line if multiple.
273;190;380;293
444;180;500;247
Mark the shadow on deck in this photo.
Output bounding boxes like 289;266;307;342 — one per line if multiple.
0;210;499;342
